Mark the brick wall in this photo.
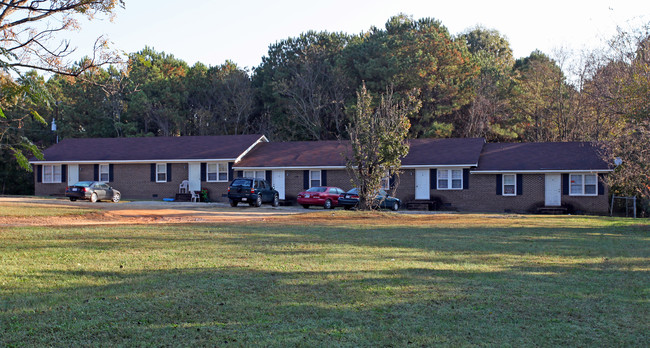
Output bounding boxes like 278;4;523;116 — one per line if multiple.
393;171;608;214
34;163;609;213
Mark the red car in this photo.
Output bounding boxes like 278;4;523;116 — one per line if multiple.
297;186;345;209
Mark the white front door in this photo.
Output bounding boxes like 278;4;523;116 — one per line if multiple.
545;174;561;206
415;169;430;200
188;163;201;192
68;164;79;186
272;170;285;200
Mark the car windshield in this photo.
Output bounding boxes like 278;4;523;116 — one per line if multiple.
346;188;358;195
306;187;327;193
74;181;93;187
230;179;252;187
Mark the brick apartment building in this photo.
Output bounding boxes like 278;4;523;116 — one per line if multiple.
30;135;612;214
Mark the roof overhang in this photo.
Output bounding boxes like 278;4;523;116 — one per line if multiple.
471;169;614;174
29;158;239;164
234;135;269;163
233;165;347;170
402;164;477;169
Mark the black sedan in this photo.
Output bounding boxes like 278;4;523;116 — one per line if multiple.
338;188;400;211
66;181;121;203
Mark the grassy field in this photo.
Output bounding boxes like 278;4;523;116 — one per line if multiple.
0;210;648;347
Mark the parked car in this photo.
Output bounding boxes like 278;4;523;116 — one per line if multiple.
338;188;401;211
297;186;345;209
65;181;121;203
227;177;279;207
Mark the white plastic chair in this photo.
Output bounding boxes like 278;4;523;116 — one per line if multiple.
191;190;200;202
179;180;189;193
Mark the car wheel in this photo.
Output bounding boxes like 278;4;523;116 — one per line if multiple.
69;197;77;202
255;196;262;207
230;200;238;207
392;201;399;211
112;192;121;203
323;199;332;209
272;195;279;207
90;193;98;203
302;204;310;209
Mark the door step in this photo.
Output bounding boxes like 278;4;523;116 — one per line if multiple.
536;206;568;214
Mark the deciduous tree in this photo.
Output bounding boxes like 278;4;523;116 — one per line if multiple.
345;83;416;210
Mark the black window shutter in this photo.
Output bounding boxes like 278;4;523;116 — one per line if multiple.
150;164;156;182
430;168;437;190
166;163;172;182
109;164;114;182
496;174;502;195
321;170;327;186
266;170;272;184
61;164;67;183
598;173;605;195
389;173;396;190
36;165;42;183
516;174;523;195
237;171;243;178
562;174;569;195
463;168;469;190
93;164;99;181
228;162;234;181
303;170;309;189
200;163;206;181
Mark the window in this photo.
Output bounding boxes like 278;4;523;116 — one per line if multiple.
99;164;109;182
43;164;62;183
503;174;516;196
437;169;462;190
310;170;321;188
380;172;390;190
570;174;597;196
207;163;229;182
244;170;265;179
156;164;167;183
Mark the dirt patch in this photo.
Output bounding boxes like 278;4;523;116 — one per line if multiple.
0;197;301;226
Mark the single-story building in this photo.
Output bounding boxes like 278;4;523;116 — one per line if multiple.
30;135;613;214
30;134;267;202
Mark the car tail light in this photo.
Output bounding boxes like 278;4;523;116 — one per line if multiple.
83;187;88;192
65;186;69;191
250;188;255;193
227;187;230;192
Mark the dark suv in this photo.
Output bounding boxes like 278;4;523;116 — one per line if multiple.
227;177;279;207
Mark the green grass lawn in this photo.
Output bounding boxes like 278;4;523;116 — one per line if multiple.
0;212;648;346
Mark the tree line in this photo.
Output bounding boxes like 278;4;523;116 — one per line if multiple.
1;14;648;207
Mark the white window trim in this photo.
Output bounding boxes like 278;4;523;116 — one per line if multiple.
42;164;62;183
502;174;517;196
310;170;321;188
156;163;167;183
437;168;463;190
569;173;598;196
99;164;110;182
207;162;229;183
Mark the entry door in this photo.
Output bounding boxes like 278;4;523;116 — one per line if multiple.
188;163;201;192
415;169;430;200
545;174;561;206
272;170;285;200
68;164;79;186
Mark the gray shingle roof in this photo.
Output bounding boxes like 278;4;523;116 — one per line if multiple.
32;135;266;162
473;142;611;172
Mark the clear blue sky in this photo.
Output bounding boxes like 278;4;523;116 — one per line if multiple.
68;0;650;71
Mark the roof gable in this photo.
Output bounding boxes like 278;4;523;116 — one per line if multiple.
32;135;266;163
